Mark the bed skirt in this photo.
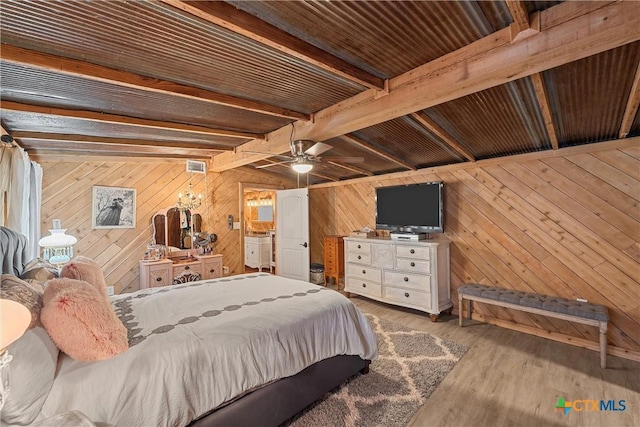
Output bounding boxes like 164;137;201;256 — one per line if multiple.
189;354;369;427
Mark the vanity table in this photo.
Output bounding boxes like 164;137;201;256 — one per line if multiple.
139;253;223;289
245;234;271;272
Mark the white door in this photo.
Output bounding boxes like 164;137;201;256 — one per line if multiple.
276;187;309;281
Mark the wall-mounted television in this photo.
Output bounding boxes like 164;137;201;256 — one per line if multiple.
375;181;444;234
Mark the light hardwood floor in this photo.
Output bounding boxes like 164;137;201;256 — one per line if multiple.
348;295;640;427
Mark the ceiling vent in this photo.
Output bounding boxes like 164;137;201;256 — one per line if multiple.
186;160;206;174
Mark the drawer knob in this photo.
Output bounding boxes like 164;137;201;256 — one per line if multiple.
357;244;361;249
404;277;409;282
362;283;366;288
156;277;162;282
410;249;415;254
209;269;215;273
410;261;415;267
362;269;366;274
357;255;361;260
404;292;410;298
184;265;190;270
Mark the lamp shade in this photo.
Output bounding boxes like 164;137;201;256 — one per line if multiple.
0;300;31;350
291;162;313;174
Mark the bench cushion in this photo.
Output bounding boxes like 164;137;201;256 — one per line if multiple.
459;284;609;322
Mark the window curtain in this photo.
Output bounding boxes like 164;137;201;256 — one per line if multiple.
1;146;42;259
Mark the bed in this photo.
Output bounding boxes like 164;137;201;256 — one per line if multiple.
4;264;377;427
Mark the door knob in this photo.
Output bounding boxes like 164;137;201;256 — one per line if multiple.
300;242;308;248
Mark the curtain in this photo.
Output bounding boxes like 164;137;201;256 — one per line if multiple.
3;146;42;260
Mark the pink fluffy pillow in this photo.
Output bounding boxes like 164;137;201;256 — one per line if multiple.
41;278;128;362
60;256;107;295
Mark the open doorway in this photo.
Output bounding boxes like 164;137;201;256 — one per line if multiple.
238;182;282;274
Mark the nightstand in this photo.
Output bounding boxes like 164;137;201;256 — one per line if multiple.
323;235;344;287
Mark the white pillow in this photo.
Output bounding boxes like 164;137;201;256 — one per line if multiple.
1;327;59;425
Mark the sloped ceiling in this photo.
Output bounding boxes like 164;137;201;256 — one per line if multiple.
1;1;639;184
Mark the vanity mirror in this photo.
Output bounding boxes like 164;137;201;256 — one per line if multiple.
152;207;202;250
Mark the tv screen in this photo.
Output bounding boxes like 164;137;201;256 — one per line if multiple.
375;181;443;233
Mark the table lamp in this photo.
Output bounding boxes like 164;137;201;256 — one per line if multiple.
0;279;41;409
38;219;77;268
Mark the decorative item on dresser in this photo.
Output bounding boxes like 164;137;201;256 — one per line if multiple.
344;237;452;321
323;235;344;287
139;252;223;289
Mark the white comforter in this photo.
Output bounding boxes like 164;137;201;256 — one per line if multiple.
36;273;378;427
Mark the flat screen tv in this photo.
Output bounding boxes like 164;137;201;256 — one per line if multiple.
375;181;444;234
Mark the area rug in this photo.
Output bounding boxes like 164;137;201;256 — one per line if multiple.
287;314;468;427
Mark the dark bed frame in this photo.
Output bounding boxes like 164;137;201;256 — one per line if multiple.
189;355;370;427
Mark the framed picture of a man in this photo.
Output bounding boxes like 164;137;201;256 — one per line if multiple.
92;186;136;229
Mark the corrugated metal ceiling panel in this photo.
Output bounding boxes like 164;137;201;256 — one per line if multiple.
425;77;550;159
351;117;464;169
228;0;497;79
1;63;291;135
1;110;248;147
0;1;364;115
322;136;401;175
543;42;640;146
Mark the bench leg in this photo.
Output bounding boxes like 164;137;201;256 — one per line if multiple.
600;322;608;369
458;293;463;326
467;299;472;320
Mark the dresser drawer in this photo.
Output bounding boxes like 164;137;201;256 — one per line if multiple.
345;241;371;254
148;265;171;287
384;270;431;291
346;251;371;264
202;258;222;279
345;278;382;298
384;286;430;309
396;245;431;260
173;262;202;277
395;257;430;274
346;263;381;283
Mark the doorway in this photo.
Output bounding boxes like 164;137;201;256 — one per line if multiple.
238;182;282;273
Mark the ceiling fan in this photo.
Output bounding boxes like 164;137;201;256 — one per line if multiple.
253;139;364;173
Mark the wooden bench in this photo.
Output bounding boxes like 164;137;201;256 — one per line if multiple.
457;284;610;368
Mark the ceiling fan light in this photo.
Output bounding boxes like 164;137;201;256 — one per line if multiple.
292;162;313;174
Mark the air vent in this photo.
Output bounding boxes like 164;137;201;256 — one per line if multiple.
186;160;206;174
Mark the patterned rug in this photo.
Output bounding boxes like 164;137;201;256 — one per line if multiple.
286;314;468;427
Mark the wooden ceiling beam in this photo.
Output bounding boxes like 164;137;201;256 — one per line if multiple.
0;44;308;122
619;60;640;139
410;112;476;162
529;73;560;150
17;139;213;158
326;161;374;177
27;148;207;160
212;1;640;171
340;134;416;171
1;101;260;139
11;132;232;152
161;0;385;91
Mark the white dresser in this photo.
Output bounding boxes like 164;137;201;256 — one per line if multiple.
245;235;272;271
344;237;451;320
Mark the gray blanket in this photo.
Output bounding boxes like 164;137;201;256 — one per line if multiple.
1;226;28;276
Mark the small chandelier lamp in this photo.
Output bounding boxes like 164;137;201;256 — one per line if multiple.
38;219;78;267
177;181;202;211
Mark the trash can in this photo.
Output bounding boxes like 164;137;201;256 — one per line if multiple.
310;263;324;285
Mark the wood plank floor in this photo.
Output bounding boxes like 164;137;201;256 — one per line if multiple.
348;295;640;427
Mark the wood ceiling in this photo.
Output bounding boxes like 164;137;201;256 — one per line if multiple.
1;1;639;184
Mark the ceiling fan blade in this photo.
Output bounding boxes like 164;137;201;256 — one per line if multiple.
255;160;293;169
243;150;293;161
321;156;365;163
304;141;333;157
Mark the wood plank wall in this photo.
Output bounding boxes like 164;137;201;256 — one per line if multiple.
38;158;296;293
309;140;640;357
38;158;215;294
